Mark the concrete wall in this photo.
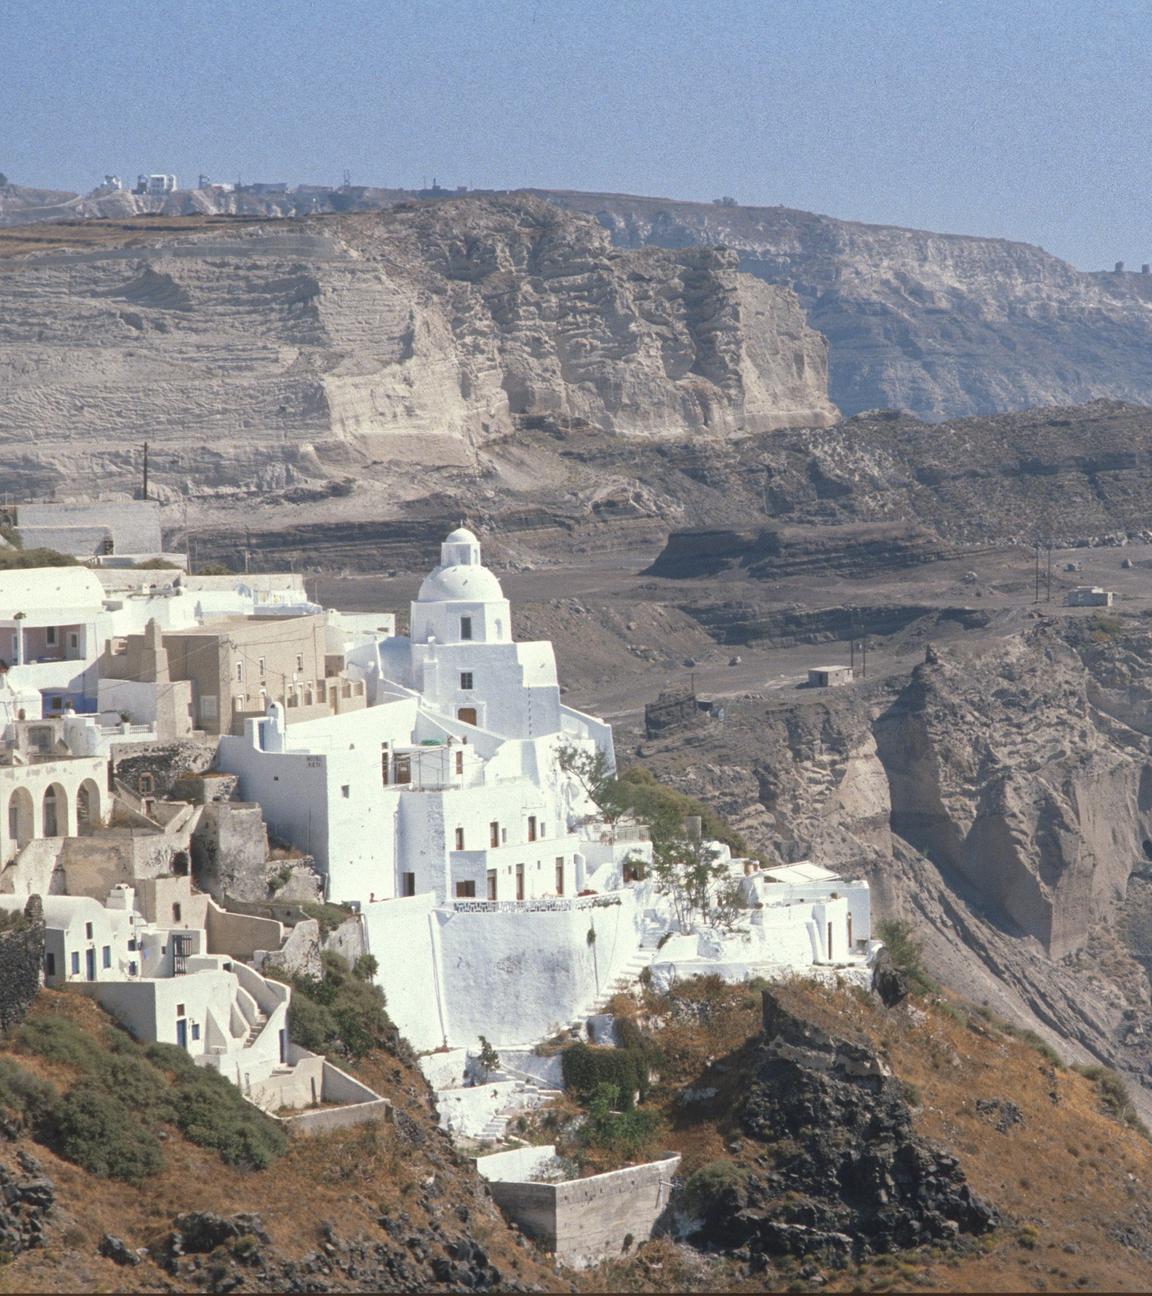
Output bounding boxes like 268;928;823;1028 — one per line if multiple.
204;899;284;961
19;501;161;555
478;1150;681;1268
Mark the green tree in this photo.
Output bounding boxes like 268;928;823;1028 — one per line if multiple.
650;829;743;934
557;743;628;825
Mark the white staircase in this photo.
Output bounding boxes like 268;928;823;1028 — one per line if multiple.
474;1081;563;1144
244;1012;268;1047
567;915;669;1027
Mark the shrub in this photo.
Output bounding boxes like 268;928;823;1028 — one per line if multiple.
1074;1064;1149;1136
0;1057;57;1133
16;1015;97;1068
684;1160;749;1217
288;951;398;1061
51;1084;164;1182
172;1068;286;1170
875;918;938;996
579;1083;660;1161
561;1043;649;1109
0;547;76;569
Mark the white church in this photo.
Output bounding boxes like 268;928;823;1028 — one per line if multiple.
220;528;875;1051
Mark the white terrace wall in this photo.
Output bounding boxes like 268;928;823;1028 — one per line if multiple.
435;892;639;1047
362;893;448;1051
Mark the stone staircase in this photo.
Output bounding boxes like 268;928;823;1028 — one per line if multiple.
475;1081;564;1144
244;1012;268;1048
568;915;668;1027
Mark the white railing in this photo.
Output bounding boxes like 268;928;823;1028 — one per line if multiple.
452;893;625;915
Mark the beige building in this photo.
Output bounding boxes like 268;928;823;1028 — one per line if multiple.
103;614;366;737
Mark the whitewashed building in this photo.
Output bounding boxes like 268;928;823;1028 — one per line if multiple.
219;529;647;1048
0;881;289;1087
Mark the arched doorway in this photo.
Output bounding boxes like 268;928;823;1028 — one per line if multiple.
42;784;68;837
7;787;34;852
76;779;103;834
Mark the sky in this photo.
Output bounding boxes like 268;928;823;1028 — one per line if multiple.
2;0;1149;270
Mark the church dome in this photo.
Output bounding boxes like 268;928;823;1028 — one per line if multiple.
443;526;479;545
416;564;505;603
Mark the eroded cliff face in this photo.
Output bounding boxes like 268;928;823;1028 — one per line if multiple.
541;190;1152;421
0;196;834;497
638;623;1152;1102
875;634;1152;958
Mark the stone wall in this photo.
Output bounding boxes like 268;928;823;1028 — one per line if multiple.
478;1146;681;1268
0;896;45;1033
191;802;270;900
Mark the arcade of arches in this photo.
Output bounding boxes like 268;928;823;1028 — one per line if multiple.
0;760;107;864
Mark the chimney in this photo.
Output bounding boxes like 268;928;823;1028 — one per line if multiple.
1115;261;1126;273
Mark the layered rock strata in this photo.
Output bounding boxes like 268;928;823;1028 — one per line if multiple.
0;197;834;498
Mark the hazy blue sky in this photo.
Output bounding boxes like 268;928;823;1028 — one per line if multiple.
3;0;1148;268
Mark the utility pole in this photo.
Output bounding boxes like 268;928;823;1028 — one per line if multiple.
1034;543;1040;603
1047;543;1053;603
861;637;868;679
141;441;149;501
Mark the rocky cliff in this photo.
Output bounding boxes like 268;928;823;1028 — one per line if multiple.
538;189;1152;420
0;196;834;499
636;621;1152;1105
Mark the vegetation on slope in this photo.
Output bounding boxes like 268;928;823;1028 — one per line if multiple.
0;990;561;1293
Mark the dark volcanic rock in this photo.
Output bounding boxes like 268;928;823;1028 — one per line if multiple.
0;1152;54;1258
871;949;910;1008
691;990;996;1264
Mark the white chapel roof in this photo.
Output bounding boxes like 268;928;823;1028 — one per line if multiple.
443;527;479;544
0;566;106;621
417;564;505;603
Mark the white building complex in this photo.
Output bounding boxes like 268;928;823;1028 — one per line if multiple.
220;529;875;1052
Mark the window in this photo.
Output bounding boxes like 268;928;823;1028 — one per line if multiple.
191;1023;201;1041
487;869;498;900
44;952;55;977
69;632;78;651
490;821;500;848
341;784;351;799
258;656;266;675
296;653;304;672
46;626;57;646
236;661;244;682
455;750;464;775
460;672;473;690
176;1003;186;1017
101;945;111;968
172;903;182;922
460;616;473;641
401;872;416;897
127;938;137;952
455;827;465;851
527;815;537;843
501;827;507;844
381;752;390;785
556;857;565;896
515;863;525;901
394;755;411;785
70;951;80;975
138;773;155;795
85;922;93;940
129;960;138;976
455;880;476;898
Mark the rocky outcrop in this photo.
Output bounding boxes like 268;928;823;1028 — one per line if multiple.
0;1152;54;1259
0;196;834;500
542;189;1152;421
689;989;996;1263
0;897;45;1033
